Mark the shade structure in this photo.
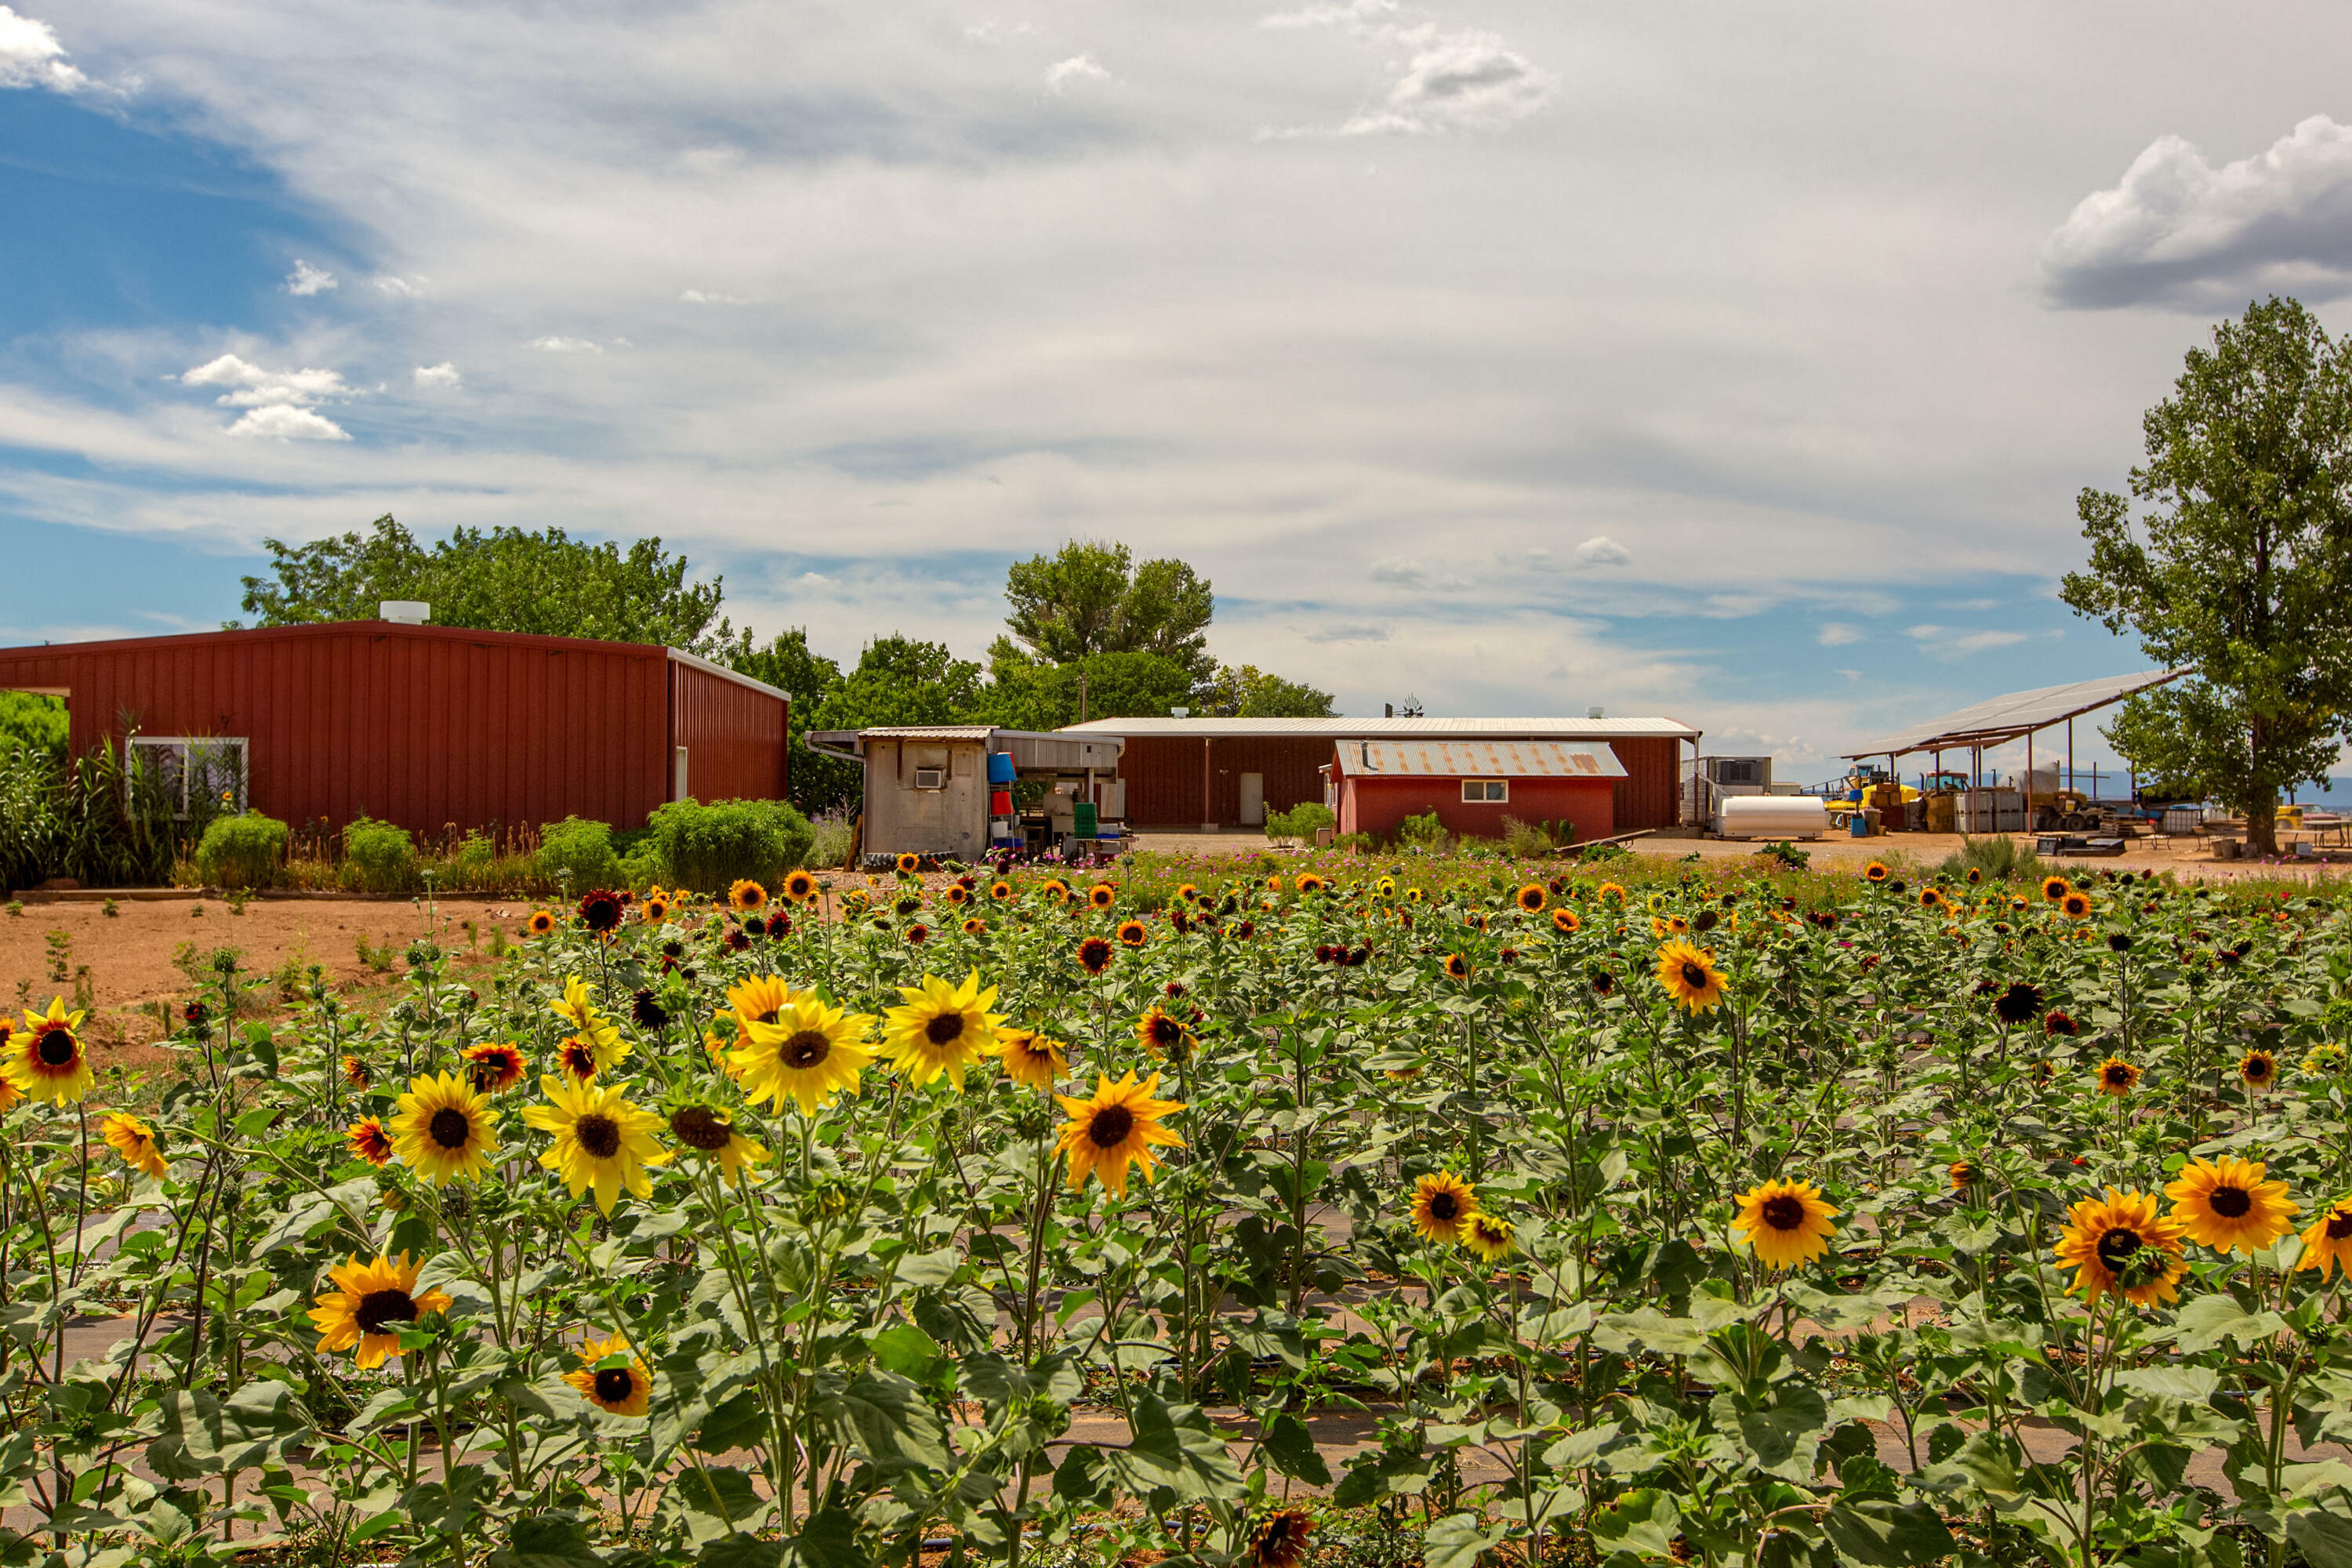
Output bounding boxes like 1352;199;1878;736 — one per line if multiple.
1844;670;2187;762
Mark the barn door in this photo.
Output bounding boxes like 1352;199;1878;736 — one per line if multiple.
1238;772;1265;826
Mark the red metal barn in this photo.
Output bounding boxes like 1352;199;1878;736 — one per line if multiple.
0;622;789;835
1332;739;1624;842
1058;717;1698;832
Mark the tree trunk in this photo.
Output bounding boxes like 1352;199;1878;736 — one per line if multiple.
2248;797;2278;858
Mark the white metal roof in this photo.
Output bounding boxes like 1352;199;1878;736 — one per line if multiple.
1335;739;1628;779
1845;670;2187;760
1058;715;1700;741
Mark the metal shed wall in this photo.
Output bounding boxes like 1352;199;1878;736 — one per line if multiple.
0;623;679;835
1114;732;1684;830
668;656;789;806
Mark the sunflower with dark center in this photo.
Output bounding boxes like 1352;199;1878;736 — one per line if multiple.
521;1075;671;1214
1655;939;1726;1014
881;971;1004;1088
346;1117;394;1166
308;1252;453;1370
1462;1210;1515;1261
2240;1048;2278;1089
2054;1188;2186;1305
2060;891;2093;920
1245;1508;1314;1568
1864;862;1889;884
389;1073;499;1185
1135;1005;1196;1062
2296;1198;2352;1279
564;1334;652;1417
1733;1178;1838;1269
734;997;876;1114
1115;919;1149;948
897;852;921;876
1441;953;1470;982
526;909;556;937
1551;907;1581;935
1089;883;1117;910
1054;1071;1185;1196
1410;1171;1478;1243
6;998;92;1105
2166;1156;2297;1255
2043;1009;2078;1037
462;1041;528;1093
102;1112;167;1181
2096;1056;2140;1096
1076;935;1116;976
1515;883;1547;913
576;888;624;935
666;1102;768;1185
1989;982;2042;1025
993;1028;1068;1091
905;924;931;946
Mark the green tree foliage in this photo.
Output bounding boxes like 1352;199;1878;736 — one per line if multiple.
997;539;1215;685
2061;297;2352;855
790;637;988;817
983;649;1194;731
237;514;736;656
727;628;855;817
0;692;67;765
1195;662;1337;718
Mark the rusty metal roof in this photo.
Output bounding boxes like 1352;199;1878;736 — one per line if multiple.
1058;715;1698;740
1334;739;1628;779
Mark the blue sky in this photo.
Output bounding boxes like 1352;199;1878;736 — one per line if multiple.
6;1;2352;781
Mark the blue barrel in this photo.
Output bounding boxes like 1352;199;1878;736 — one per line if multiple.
985;752;1016;785
1848;812;1871;838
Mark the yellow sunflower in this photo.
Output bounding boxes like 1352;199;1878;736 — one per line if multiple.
1461;1210;1515;1262
101;1111;166;1181
557;1037;601;1083
462;1041;527;1094
389;1073;499;1185
1441;953;1470;982
2060;891;2092;920
1515;883;1547;913
1864;862;1889;884
783;869;819;903
2240;1049;2278;1090
2053;1188;2187;1306
882;971;1004;1089
346;1116;394;1166
666;1103;769;1187
1551;907;1581;935
2294;1196;2352;1279
993;1028;1068;1091
520;1075;672;1214
1732;1178;1838;1269
308;1251;453;1370
1089;882;1117;910
1410;1171;1479;1243
2095;1056;2140;1097
7;997;93;1105
564;1332;652;1417
897;851;922;876
2042;875;2071;903
1595;881;1626;903
527;909;556;937
1039;878;1071;904
724;974;804;1031
641;892;670;924
1655;940;1726;1015
1054;1071;1185;1196
1116;919;1149;947
733;997;875;1114
963;916;987;936
1295;873;1327;895
2165;1157;2298;1255
550;976;628;1070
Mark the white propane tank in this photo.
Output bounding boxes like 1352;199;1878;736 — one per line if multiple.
1718;795;1827;840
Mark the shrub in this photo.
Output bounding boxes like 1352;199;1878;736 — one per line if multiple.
1936;833;2045;885
1264;802;1335;840
648;797;815;896
537;816;622;892
1397;810;1448;848
341;817;417;893
194;811;289;890
808;811;857;870
620;840;669;891
1498;815;1557;858
1330;832;1380;854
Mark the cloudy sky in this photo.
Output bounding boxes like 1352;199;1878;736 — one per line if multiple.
8;1;2352;779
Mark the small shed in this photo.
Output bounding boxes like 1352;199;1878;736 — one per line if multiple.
805;725;1125;863
1330;739;1626;844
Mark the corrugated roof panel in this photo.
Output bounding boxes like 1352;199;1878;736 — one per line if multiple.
1059;714;1699;740
1338;739;1629;779
1846;670;2187;759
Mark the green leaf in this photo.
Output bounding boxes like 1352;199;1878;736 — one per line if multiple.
1822;1498;1957;1567
2172;1294;2288;1354
657;1467;767;1547
1421;1512;1508;1568
780;1506;868;1568
2288;1510;2352;1568
1261;1410;1332;1486
1595;1308;1708;1356
818;1368;952;1476
485;1513;606;1568
1590;1488;1680;1559
1103;1392;1246;1509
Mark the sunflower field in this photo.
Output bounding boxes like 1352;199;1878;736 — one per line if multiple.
3;858;2352;1568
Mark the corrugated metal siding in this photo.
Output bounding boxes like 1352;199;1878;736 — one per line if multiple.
1344;740;1626;779
0;623;680;833
1342;776;1614;843
1610;736;1682;830
1116;735;1334;826
669;656;788;804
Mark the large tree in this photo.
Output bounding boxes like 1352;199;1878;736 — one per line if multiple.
725;628;854;816
238;515;736;657
996;539;1215;685
1194;662;1336;719
983;649;1194;731
2061;296;2352;855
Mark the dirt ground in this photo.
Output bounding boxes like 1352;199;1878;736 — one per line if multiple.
0;892;526;1078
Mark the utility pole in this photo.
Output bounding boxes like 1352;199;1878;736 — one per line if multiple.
1079;673;1089;724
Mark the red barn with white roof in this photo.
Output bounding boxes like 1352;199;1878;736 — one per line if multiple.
1331;738;1626;843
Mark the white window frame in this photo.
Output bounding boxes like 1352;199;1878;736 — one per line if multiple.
128;736;249;819
1461;778;1508;804
912;767;946;790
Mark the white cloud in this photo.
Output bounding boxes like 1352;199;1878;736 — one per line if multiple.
412;361;461;389
372;274;425;299
526;336;604;353
1906;625;2036;659
2043;115;2352;309
1816;622;1861;646
1258;0;1400;31
1339;31;1554;136
0;5;84;92
225;405;350;441
180;354;350;408
1044;53;1109;92
284;259;338;296
1305;619;1391;642
1368;556;1471;590
1574;535;1631;567
962;18;1036;45
681;289;749;305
